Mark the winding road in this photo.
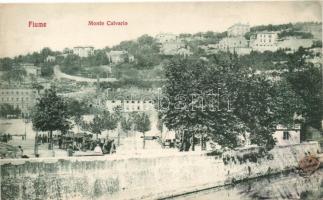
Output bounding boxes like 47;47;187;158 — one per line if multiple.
53;65;117;82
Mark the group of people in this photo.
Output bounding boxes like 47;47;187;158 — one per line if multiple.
36;134;49;144
0;133;12;143
94;138;117;154
67;137;117;157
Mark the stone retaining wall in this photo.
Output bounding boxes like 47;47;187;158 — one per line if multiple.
0;142;320;200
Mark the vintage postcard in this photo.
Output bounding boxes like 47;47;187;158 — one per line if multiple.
0;1;322;200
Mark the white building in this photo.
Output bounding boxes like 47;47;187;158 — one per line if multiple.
217;36;248;50
73;46;94;57
227;23;250;37
45;55;56;62
0;87;38;114
177;47;193;57
106;99;155;113
250;32;279;52
106;50;134;64
273;124;301;146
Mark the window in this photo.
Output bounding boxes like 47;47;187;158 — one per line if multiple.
283;131;290;140
16;98;19;101
137;106;140;110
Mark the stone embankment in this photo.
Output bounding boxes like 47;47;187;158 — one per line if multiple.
0;142;321;200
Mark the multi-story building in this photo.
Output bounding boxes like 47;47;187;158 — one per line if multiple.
106;50;127;63
227;23;250;37
73;46;94;57
106;99;155;113
250;32;279;52
217;36;248;50
0;86;39;114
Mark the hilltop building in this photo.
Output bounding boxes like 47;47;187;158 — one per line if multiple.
73;46;94;57
227;23;250;37
106;50;134;64
45;55;56;62
217;36;248;50
250;32;279;52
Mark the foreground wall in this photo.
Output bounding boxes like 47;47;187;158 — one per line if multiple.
0;142;320;200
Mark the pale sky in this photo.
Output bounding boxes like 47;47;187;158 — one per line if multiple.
0;1;321;58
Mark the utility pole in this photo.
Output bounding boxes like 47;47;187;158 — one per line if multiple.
192;130;195;151
34;131;39;157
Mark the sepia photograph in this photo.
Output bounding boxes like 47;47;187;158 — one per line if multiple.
0;1;322;199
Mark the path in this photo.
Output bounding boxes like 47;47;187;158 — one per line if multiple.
53;65;117;82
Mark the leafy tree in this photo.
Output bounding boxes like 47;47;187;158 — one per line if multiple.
40;62;54;77
66;99;90;132
132;112;151;149
278;30;313;39
31;82;44;93
121;116;133;136
93;50;109;66
40;47;54;61
160;55;295;151
270;80;305;126
284;64;322;140
31;86;71;150
86;111;118;139
0;57;13;71
1;65;26;84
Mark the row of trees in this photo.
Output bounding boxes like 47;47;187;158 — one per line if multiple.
160;50;321;151
31;86;151;150
112;34;161;70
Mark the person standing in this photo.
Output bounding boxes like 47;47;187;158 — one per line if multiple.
94;143;103;154
18;146;23;158
67;145;74;157
110;139;116;154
